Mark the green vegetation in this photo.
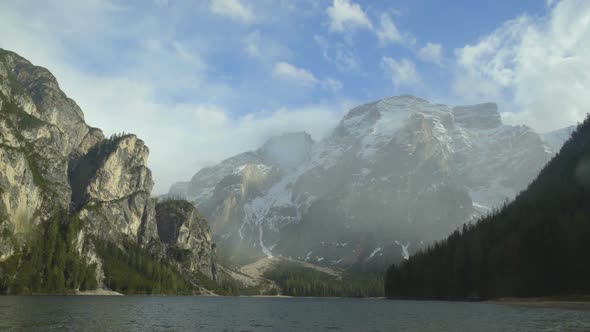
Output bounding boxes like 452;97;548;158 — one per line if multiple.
94;239;195;295
94;239;244;295
264;261;383;297
193;270;242;296
0;210;98;294
166;245;193;264
385;115;590;300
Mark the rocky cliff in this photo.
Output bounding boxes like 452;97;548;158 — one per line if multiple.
155;199;214;277
0;49;214;291
170;96;573;267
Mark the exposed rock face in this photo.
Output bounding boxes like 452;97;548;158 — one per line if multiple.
0;49;92;260
0;49;156;250
74;135;158;245
155;199;213;275
170;95;573;267
0;49;214;284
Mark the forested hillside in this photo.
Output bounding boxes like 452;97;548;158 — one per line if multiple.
0;211;98;294
385;115;590;300
264;261;383;297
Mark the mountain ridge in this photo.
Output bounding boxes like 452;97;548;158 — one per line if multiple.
169;95;573;267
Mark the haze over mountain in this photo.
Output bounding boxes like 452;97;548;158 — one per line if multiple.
2;1;588;195
169;95;573;266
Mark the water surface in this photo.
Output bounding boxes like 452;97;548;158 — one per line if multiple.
1;296;589;331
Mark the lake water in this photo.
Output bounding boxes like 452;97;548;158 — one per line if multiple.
1;296;589;331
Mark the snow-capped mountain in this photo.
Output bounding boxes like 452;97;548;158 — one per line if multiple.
169;96;572;266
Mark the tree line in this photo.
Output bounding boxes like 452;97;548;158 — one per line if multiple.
94;239;195;295
0;210;97;294
265;261;383;297
385;115;590;300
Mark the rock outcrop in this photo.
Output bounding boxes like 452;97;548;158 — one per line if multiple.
74;134;158;245
155;199;214;276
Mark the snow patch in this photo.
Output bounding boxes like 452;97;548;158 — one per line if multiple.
258;224;273;258
369;247;382;259
395;241;410;260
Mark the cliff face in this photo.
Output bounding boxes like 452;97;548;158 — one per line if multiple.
0;49;213;288
155;199;214;276
0;49;90;259
0;49;155;248
74;135;158;245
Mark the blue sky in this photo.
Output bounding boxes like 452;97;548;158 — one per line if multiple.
1;0;589;193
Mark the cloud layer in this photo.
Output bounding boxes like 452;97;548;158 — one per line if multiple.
453;0;590;132
0;0;587;194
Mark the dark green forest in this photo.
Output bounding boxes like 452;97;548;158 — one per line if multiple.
94;239;195;295
95;239;243;295
385;115;590;300
265;261;383;297
0;211;97;294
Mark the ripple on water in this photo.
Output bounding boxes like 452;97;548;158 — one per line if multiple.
0;297;589;332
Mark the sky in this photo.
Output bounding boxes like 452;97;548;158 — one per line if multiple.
1;0;589;194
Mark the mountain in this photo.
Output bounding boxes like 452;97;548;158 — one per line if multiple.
541;126;576;153
0;49;218;294
169;95;571;267
385;115;590;300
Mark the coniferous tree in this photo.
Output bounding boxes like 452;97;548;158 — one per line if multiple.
385;115;590;300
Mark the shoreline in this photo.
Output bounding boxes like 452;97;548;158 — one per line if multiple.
76;289;124;296
491;298;590;312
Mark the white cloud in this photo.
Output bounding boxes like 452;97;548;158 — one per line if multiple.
376;13;404;46
209;0;255;23
313;34;361;71
0;1;346;195
453;0;590;132
242;31;290;60
322;78;343;92
272;62;318;86
418;42;443;64
335;50;360;71
272;62;343;92
326;0;373;32
382;57;420;87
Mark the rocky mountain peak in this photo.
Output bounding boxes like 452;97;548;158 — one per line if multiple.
335;95;448;140
170;94;575;267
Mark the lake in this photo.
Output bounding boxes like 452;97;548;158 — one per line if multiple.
1;296;589;331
